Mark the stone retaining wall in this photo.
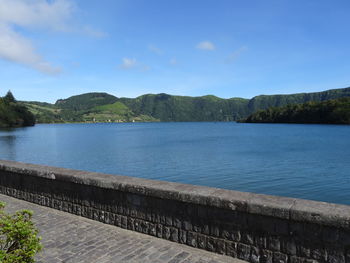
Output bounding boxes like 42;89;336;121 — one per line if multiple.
0;160;349;263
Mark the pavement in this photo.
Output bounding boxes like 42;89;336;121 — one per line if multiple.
0;194;246;263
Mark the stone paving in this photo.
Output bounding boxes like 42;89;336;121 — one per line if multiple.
0;194;245;263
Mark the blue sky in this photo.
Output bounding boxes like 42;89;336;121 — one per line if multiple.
0;0;350;103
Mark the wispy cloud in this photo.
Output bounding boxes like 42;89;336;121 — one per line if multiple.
148;44;163;55
119;58;137;69
196;41;215;51
0;0;105;74
0;24;61;74
119;58;150;72
0;0;75;31
169;58;177;65
225;46;248;64
82;26;107;38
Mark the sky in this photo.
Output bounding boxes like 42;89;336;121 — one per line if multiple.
0;0;350;103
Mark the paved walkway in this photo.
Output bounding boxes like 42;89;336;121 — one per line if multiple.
0;194;245;263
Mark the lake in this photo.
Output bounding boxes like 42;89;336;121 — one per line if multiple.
0;122;349;205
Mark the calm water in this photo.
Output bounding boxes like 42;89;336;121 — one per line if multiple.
0;122;349;205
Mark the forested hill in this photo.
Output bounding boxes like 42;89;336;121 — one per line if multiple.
240;97;350;124
0;92;35;128
22;86;350;123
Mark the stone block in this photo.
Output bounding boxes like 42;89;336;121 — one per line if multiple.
173;217;181;228
141;221;149;234
327;249;345;263
226;241;237;258
282;239;296;255
163;226;171;240
260;249;273;263
92;209;99;221
152;213;161;223
310;247;327;261
121;215;127;229
108;212;115;225
251;246;260;263
273;252;288;263
207;237;217;252
115;214;121;227
210;224;220;237
165;216;173;226
242;232;254;245
237;243;251;261
202;224;210;235
156;224;163;238
298;245;310;258
254;235;267;249
217;239;226;254
129;208;137;218
230;230;241;242
268;236;281;251
127;217;135;231
170;227;178;242
146;211;152;221
137;209;146;220
99;210;106;223
197;233;206;249
179;230;187;244
193;223;201;233
183;220;192;231
187;231;197;247
221;229;230;240
289;256;304;263
149;223;156;236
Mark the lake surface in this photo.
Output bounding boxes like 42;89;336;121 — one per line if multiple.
0;122;349;205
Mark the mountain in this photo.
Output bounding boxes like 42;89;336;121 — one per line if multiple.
247;87;350;112
55;92;118;111
240;97;350;124
22;87;350;123
0;92;35;128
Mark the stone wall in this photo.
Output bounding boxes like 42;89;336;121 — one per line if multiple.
0;160;349;263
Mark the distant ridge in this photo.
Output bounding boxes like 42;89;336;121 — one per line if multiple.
240;97;350;124
22;87;350;123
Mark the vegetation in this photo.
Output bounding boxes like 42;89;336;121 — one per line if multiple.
21;87;350;123
240;97;350;124
0;91;35;128
0;202;42;263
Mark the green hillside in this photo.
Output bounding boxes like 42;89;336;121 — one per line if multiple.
55;92;118;111
22;86;350;123
0;92;35;128
240;97;350;124
119;94;250;122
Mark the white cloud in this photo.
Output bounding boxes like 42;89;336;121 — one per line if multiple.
119;57;151;72
148;44;163;55
0;0;105;74
0;23;61;74
196;41;215;51
119;58;137;69
0;0;74;31
225;46;248;64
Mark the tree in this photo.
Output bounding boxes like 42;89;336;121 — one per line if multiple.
4;91;16;103
0;202;42;263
